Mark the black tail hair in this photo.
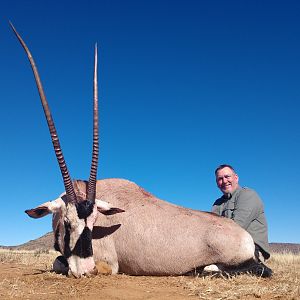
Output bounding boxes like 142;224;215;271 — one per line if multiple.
191;259;273;278
221;259;273;278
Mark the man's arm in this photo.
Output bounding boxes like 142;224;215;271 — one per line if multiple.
212;204;221;215
212;197;223;215
232;189;262;229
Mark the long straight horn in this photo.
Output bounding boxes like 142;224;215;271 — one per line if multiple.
87;44;99;202
10;22;77;203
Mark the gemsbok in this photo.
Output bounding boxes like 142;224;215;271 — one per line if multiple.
11;23;272;278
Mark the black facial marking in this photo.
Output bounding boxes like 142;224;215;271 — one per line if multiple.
54;224;61;252
76;200;94;219
64;221;72;259
72;227;93;258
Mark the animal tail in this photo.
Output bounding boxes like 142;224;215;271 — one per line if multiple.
196;259;273;278
242;259;273;278
222;258;273;278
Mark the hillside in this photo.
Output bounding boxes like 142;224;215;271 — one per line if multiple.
1;233;300;254
1;232;54;251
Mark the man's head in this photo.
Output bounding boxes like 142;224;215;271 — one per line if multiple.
215;164;239;195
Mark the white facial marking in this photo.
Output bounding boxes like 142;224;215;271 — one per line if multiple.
49;197;65;211
68;255;96;278
86;204;99;229
65;204;86;251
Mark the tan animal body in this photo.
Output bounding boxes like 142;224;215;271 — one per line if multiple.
11;23;272;278
54;178;256;276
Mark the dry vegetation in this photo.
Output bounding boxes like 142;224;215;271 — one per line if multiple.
0;249;299;299
0;249;58;268
188;252;300;299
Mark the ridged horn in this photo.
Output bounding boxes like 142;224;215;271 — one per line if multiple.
10;22;77;203
87;44;99;202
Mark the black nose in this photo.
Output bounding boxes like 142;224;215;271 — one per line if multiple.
57;255;69;267
53;255;69;275
76;200;94;219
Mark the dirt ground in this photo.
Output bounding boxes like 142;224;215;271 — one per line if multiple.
1;257;299;300
0;262;200;299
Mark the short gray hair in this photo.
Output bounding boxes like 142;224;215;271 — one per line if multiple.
214;164;236;175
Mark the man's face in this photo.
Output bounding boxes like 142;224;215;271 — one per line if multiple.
216;167;239;195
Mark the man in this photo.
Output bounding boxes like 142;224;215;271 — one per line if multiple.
212;164;270;262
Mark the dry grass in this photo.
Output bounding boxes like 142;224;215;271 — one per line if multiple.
187;252;300;300
0;250;299;299
0;249;59;270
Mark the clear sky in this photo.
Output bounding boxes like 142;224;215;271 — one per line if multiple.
0;0;299;246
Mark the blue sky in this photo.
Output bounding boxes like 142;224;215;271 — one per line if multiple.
0;0;299;246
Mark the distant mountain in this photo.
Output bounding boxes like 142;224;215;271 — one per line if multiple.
1;232;54;251
269;242;300;254
1;233;300;254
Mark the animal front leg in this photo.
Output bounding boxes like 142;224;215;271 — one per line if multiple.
92;237;119;274
95;261;112;275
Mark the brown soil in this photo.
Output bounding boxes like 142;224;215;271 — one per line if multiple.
0;262;198;299
1;253;299;300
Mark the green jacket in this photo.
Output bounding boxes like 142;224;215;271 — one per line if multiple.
212;187;270;258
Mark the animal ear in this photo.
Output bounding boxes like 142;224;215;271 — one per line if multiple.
95;199;125;215
25;206;52;218
25;198;65;219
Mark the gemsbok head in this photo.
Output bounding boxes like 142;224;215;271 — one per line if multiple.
10;22;123;278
